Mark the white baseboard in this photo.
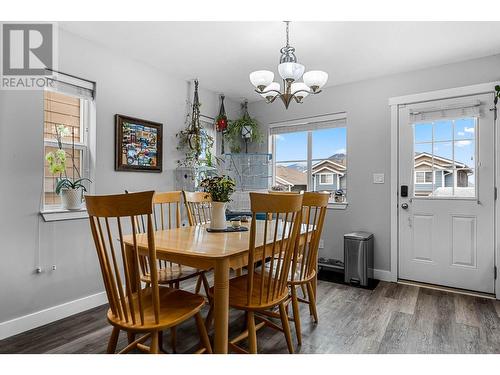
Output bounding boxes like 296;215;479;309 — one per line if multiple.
370;268;397;282
0;291;107;340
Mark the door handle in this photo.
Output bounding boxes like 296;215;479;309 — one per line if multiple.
401;203;409;209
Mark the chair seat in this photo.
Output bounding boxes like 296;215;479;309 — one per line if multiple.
107;287;205;331
210;273;289;311
141;265;203;285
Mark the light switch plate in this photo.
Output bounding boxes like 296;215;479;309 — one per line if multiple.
373;173;385;184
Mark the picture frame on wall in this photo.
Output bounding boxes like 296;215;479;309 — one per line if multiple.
114;114;163;172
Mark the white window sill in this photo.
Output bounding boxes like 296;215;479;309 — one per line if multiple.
327;202;348;210
40;207;88;222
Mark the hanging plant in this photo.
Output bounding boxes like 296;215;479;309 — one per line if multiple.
176;79;216;167
215;94;228;154
215;94;228;132
224;100;262;153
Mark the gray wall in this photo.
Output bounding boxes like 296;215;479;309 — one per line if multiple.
0;28;239;324
249;54;500;271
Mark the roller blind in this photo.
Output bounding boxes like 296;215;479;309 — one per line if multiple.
269;117;347;135
409;100;481;123
45;69;96;99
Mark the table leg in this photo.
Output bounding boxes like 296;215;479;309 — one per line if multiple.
213;258;229;354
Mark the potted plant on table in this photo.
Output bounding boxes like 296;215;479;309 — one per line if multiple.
45;124;92;210
199;175;236;230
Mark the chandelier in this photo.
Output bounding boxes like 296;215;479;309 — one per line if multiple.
249;21;328;109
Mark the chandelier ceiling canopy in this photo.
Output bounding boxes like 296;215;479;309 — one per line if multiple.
249;21;328;109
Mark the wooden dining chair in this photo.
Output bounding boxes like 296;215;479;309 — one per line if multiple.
131;191;210;296
287;192;329;346
127;190;211;353
85;191;212;354
209;192;304;354
182;190;216;293
183;191;212;226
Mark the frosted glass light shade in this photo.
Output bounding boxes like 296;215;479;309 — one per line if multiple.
291;82;310;99
249;70;274;90
303;70;328;90
260;82;280;99
278;62;305;81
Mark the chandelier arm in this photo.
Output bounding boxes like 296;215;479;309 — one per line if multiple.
291;89;323;97
254;89;283;96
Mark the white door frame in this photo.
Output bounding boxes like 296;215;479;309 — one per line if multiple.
389;82;500;298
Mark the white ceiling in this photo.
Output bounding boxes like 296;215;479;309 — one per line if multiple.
60;22;500;101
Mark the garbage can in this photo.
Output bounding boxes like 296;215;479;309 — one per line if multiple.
344;231;373;287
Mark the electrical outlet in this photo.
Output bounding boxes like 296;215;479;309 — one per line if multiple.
319;239;324;249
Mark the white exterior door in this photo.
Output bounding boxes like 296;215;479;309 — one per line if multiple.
398;94;495;294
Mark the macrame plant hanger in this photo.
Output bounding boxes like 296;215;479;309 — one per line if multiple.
215;94;228;154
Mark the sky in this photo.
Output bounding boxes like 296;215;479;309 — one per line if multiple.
414;118;475;167
275;127;347;162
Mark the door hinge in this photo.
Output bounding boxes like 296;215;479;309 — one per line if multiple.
495;266;497;280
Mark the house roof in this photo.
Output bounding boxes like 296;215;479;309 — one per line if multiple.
275;165;307;187
311;159;346;174
414;152;471;170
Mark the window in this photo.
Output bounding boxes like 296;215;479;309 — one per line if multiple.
319;173;334;184
415;171;433;184
270;114;347;204
43;73;95;212
199;118;216;167
413;117;476;198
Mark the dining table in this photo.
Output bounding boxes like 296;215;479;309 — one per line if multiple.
122;219;313;354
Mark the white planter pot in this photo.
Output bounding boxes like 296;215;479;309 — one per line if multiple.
61;188;83;210
210;201;227;230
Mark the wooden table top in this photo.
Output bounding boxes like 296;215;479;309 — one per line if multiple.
122;220;312;260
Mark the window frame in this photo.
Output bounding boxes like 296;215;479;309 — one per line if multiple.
268;113;348;209
41;89;96;220
412;117;477;199
415;171;433;184
319;173;334;185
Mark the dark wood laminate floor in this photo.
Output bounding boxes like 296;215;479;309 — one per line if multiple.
1;277;500;354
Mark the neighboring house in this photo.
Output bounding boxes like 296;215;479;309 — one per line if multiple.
275;165;307;191
414;152;473;196
311;159;347;192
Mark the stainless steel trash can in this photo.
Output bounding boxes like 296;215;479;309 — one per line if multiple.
344;231;373;287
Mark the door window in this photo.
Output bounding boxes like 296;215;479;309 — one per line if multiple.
413;118;476;198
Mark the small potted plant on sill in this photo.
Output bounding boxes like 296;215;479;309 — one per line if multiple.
199;175;236;230
334;189;345;203
45;125;92;210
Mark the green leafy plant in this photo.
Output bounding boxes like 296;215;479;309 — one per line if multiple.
176;80;218;167
45;124;92;195
55;177;92;195
199;175;236;202
224;102;262;153
495;85;500;106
